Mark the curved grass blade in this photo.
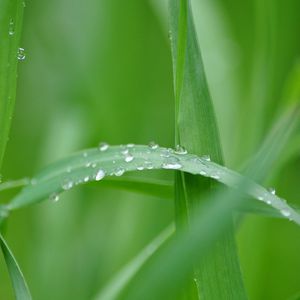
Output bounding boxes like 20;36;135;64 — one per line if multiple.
0;176;296;219
0;0;25;169
6;145;300;225
94;224;174;300
0;234;32;300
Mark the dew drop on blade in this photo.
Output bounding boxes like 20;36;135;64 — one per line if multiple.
62;179;73;191
281;208;291;217
99;142;109;152
124;153;134;162
50;193;59;202
114;167;125;176
175;145;187;155
8;19;14;36
268;187;276;195
149;141;158;149
95;169;105;181
17;48;26;61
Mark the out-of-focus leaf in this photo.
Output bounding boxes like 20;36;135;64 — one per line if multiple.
94;225;174;300
0;0;25;169
0;234;32;300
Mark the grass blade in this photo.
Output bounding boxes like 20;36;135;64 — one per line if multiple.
169;0;245;298
0;0;25;169
0;234;32;300
6;145;300;225
94;225;174;300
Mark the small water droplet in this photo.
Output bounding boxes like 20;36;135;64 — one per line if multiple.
95;169;105;181
266;199;272;205
121;148;129;155
175;145;187;155
258;196;264;201
127;143;134;148
202;155;211;162
149;141;159;149
137;166;144;171
114;167;125;176
99;142;109;152
124;153;134;162
145;161;154;169
17;48;26;61
281;208;291;217
84;176;89;182
62;179;73;190
86;161;92;167
211;173;220;180
8;19;14;36
91;162;97;168
50;193;59;202
199;170;207;176
162;157;182;170
268;187;276;195
160;148;171;158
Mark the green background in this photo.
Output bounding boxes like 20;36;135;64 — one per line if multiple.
1;0;300;299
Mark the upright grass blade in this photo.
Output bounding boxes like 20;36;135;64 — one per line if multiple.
0;234;32;300
0;0;25;169
169;0;246;298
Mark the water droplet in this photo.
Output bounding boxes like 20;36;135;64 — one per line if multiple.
202;155;211;162
86;161;92;167
211;173;220;180
137;166;144;171
175;145;187;155
258;196;264;201
8;19;14;36
99;142;109;152
160;148;171;158
268;187;276;195
91;162;97;168
162;157;182;170
95;169;105;181
127;143;134;148
62;179;73;190
266;199;272;205
149;141;158;150
199;170;207;176
145;161;154;169
50;193;59;202
281;208;291;217
124;153;134;162
121;148;129;155
114;167;125;176
17;48;26;61
84;176;89;182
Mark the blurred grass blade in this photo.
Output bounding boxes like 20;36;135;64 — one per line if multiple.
0;178;30;192
169;0;245;298
0;0;25;169
0;234;32;300
94;225;174;300
7;145;300;225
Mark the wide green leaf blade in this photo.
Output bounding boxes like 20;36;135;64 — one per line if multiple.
169;0;245;298
0;234;32;300
0;0;25;169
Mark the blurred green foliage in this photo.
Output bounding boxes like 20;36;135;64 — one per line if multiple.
1;0;300;299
